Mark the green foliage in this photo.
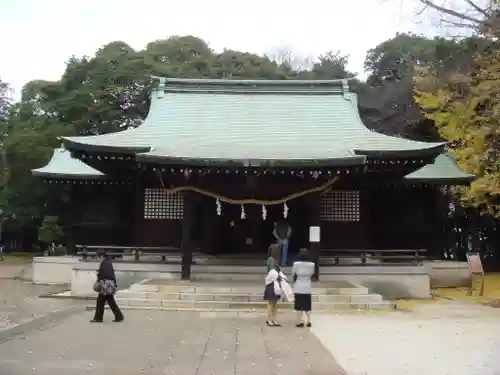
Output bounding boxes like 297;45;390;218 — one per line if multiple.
0;78;11;124
415;49;500;216
362;33;497;141
38;215;63;245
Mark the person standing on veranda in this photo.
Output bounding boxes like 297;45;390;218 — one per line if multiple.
292;249;315;327
91;250;124;323
273;220;292;267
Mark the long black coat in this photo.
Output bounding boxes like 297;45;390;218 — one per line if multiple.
97;259;116;282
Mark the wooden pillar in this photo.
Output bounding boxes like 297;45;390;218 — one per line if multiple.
201;198;216;255
181;192;195;280
133;180;144;246
308;193;320;281
431;186;447;260
361;180;373;248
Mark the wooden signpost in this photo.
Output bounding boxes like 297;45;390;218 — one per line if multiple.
466;252;484;296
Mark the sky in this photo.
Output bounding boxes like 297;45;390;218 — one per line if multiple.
0;0;430;99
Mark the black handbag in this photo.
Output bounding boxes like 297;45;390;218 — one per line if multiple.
93;280;101;293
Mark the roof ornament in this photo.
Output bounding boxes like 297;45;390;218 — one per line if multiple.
341;79;351;100
156;76;166;99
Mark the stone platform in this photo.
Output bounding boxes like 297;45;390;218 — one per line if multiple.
32;254;432;299
112;278;396;312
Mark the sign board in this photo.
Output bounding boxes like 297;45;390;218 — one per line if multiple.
466;252;484;296
309;226;320;243
466;252;484;275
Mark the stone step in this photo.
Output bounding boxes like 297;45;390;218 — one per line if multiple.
114;298;396;311
97;306;388;315
128;284;370;295
194;259;340;266
115;291;383;304
191;273;264;281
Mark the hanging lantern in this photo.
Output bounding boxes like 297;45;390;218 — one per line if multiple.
283;201;289;218
216;198;222;216
262;204;267;220
240;204;246;219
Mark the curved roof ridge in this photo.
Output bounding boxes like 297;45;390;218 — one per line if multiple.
404;152;475;184
32;147;106;179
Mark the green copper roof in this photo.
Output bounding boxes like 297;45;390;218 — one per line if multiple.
404;153;475;184
61;78;445;165
32;148;105;179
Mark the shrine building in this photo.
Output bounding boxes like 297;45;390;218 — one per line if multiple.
32;77;474;279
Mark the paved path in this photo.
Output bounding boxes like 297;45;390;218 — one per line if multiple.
0;264;30;279
312;301;500;375
0;310;346;375
0;280;72;330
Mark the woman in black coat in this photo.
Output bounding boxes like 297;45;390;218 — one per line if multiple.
91;250;124;323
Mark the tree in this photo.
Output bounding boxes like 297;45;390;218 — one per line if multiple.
362;33;495;140
414;48;500;216
414;0;500;37
0;78;11;125
265;48;314;72
38;215;64;251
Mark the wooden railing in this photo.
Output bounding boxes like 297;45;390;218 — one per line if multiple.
76;245;181;262
320;248;427;265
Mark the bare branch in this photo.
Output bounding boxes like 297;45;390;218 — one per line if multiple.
417;0;487;25
464;0;490;17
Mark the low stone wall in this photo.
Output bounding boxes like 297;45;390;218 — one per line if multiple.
70;262;181;297
39;257;467;300
320;265;431;299
32;256;79;285
423;260;470;288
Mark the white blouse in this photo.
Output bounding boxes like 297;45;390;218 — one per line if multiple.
291;261;315;294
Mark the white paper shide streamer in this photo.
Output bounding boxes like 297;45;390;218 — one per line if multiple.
240;204;246;219
216;198;222;216
261;204;267;220
283;201;289;218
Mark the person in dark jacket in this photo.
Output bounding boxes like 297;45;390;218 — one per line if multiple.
273;220;292;266
91;250;124;323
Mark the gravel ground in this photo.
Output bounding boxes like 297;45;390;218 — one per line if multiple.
0;279;75;330
312;300;500;375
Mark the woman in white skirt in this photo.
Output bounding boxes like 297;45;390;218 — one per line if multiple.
291;249;315;327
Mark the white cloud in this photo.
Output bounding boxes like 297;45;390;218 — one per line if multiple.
0;0;428;98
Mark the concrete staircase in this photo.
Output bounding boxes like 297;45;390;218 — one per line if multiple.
114;278;396;312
